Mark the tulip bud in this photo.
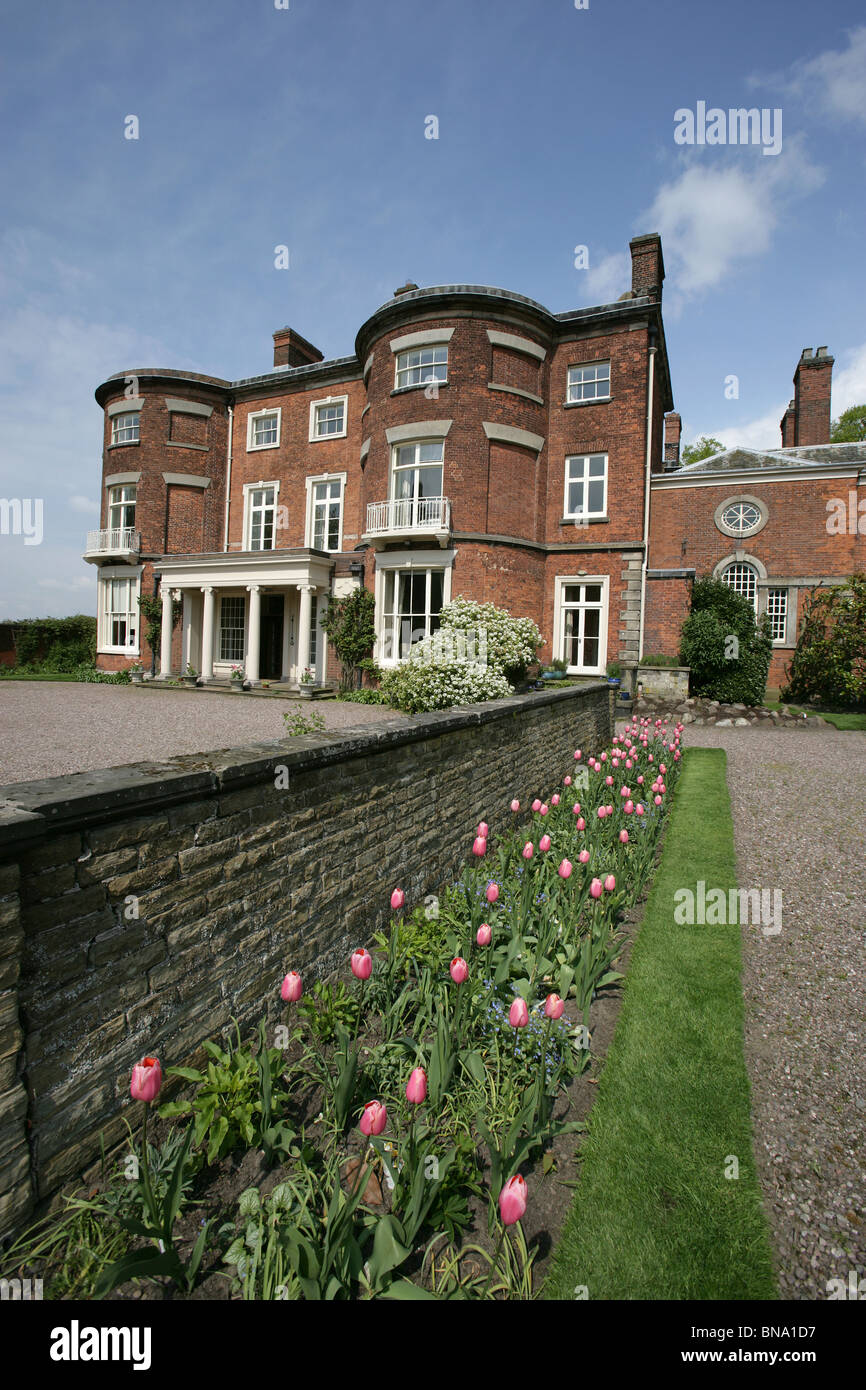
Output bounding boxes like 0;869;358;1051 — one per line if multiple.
509;997;529;1028
576;817;586;831
472;835;487;857
450;957;468;984
531;799;542;812
405;1068;427;1105
563;776;572;787
574;749;582;760
522;841;534;859
486;882;500;904
539;834;551;852
390;888;405;911
499;1174;527;1226
281;971;302;1003
551;794;560;807
510;799;520;812
624;801;634;815
360;1100;388;1136
619;829;629;844
351;948;373;980
544;993;564;1020
477;821;489;838
636;803;645;815
540;803;548;816
558;858;572;879
578;849;590;864
604;874;616;892
590;878;603;899
130;1056;162;1105
476;923;492;947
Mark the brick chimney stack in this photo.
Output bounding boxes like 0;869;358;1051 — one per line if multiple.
273;327;324;370
629;233;665;300
663;412;681;468
782;346;834;447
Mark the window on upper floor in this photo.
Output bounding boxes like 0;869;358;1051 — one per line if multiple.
566;361;611;403
247;409;280;450
395;346;448;391
245;484;278;551
309;477;344;552
720;501;762;535
111;412;140;445
564;453;607;520
108;484;136;534
310;396;347;441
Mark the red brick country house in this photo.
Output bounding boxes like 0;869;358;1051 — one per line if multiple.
87;232;864;695
645;348;866;690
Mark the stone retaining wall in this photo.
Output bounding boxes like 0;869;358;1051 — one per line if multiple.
0;683;610;1237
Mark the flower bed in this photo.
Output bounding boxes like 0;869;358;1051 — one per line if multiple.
9;717;683;1301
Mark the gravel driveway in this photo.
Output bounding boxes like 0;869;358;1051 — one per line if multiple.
0;682;406;784
675;723;866;1301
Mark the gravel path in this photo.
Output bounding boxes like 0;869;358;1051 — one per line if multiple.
674;724;866;1300
0;682;407;784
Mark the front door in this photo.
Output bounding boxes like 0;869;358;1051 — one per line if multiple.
260;595;284;680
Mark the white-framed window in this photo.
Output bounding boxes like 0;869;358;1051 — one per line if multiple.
108;483;136;531
564;453;607;519
721;561;758;612
98;571;141;654
395;346;448;391
381;568;445;662
765;588;789;643
247;408;281;451
219;595;246;662
244;482;279;551
554;576;608;675
111;412;140;445
721;501;762;535
567;361;610;403
309;395;347;441
307;475;344;552
391;441;444;527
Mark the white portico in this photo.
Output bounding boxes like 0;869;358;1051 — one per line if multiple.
154;550;335;684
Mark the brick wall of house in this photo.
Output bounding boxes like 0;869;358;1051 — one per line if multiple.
0;682;610;1237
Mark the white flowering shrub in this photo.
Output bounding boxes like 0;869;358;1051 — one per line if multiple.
379;598;544;713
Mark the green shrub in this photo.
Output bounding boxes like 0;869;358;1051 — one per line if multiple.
639;654;679;668
438;597;542;682
781;574;866;708
7;615;96;670
335;689;386;705
679;578;772;705
379;649;513;714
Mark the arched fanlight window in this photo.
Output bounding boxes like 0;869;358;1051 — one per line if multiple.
721;561;758;611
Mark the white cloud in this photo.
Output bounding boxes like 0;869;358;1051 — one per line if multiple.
576;251;631;308
774;26;866;125
832;341;866;414
704;406;788;454
642;138;823;304
68;495;100;514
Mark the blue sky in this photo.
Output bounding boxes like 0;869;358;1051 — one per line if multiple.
1;0;864;618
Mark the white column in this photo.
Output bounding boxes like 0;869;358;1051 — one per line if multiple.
246;584;261;683
296;584;315;682
181;591;194;672
200;586;215;681
280;595;291;681
159;583;175;677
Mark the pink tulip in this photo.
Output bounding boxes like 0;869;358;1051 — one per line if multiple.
486;882;500;904
532;799;542;812
624;800;634;814
522;842;534;859
648;754;654;763
406;1068;427;1105
390;888;405;911
654;794;662;805
450;956;468;984
625;758;633;769
360;1100;388;1136
621;786;630;797
540;803;549;816
499;1174;527;1226
636;803;645;815
659;764;667;775
600;752;607;762
130;1057;162;1105
604;874;616;892
572;802;581;815
576;817;586;831
351;948;373;981
590;878;603;899
509;997;529;1028
510;799;520;812
477;821;489;838
619;830;629;844
281;971;302;1003
612;757;619;767
544;994;564;1020
578;849;590;864
472;835;487;857
605;775;613;787
597;807;606;820
476;923;492;947
558;858;572;879
551;794;560;807
539;834;551;853
563;776;572;787
574;749;582;760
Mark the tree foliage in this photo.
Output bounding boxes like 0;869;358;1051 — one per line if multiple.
678;577;772;705
829;404;866;443
680;436;725;465
7;615;96;671
320;587;376;691
781;574;866;708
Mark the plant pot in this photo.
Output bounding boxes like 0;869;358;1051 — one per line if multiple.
231;683;244;692
297;686;314;699
129;672;143;684
607;677;621;687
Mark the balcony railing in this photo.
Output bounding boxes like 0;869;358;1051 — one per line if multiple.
83;527;141;562
364;496;451;538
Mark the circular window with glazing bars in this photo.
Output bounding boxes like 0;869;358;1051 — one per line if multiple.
714;495;768;539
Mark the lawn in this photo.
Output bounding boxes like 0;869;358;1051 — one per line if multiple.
544;746;777;1301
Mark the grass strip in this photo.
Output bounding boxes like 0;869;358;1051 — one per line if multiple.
544;747;777;1300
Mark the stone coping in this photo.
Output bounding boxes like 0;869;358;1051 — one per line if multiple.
0;683;606;849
